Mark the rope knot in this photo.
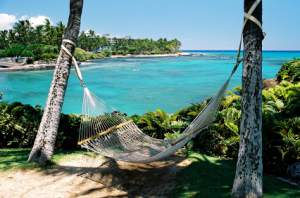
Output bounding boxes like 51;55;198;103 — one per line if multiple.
61;39;85;86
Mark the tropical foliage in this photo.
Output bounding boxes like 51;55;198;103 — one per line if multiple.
74;48;104;62
0;19;181;62
277;59;300;83
77;30;181;55
0;102;80;149
0;60;299;176
0;19;63;62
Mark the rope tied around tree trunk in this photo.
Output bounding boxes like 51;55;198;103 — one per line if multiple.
61;39;86;87
233;0;265;75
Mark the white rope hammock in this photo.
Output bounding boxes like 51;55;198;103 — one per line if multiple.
61;0;263;163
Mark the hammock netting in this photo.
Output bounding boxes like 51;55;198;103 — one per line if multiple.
77;77;231;163
61;0;263;163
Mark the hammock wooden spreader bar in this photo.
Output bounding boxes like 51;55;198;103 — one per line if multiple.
78;120;133;145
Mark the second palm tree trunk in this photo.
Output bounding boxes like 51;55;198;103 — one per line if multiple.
28;0;84;165
232;0;264;197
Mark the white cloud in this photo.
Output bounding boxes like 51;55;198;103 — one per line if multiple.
0;13;17;30
0;13;52;30
20;15;52;27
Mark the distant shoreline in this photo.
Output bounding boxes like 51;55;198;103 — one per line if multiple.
0;62;56;72
0;52;192;72
111;52;191;58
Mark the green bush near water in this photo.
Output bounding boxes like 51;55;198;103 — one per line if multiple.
0;44;104;62
74;47;105;62
0;102;80;149
0;59;299;176
0;44;59;62
277;59;300;83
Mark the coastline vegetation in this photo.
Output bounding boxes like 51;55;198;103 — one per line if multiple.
0;59;299;178
0;19;181;63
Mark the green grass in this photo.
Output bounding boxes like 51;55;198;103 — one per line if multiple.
173;152;300;198
0;149;299;197
0;148;37;170
0;148;89;171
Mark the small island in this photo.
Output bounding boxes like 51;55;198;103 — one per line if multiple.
0;19;186;72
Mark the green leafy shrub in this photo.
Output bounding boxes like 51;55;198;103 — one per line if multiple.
20;50;34;57
277;59;300;83
174;101;209;123
101;49;112;57
74;47;104;62
0;102;42;147
0;49;7;57
33;45;59;61
23;44;44;60
0;102;80;149
4;44;26;57
131;109;185;139
40;52;57;61
56;114;81;149
1;44;59;61
188;81;300;175
262;81;300;175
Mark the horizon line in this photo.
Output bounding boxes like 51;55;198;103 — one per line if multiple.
181;49;300;52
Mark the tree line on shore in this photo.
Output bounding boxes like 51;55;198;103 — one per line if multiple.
0;19;181;63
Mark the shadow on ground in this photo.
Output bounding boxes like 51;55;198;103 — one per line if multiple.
1;149;299;197
40;154;189;197
172;153;300;198
0;148;37;170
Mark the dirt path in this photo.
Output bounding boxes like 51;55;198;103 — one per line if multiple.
0;154;191;197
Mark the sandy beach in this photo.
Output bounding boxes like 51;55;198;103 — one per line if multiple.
0;62;56;72
0;53;192;72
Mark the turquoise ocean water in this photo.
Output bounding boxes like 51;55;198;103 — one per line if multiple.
0;51;299;115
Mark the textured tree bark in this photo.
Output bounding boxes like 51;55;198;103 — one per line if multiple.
232;0;263;197
28;0;84;165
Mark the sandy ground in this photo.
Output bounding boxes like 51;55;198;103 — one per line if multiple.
0;154;191;198
0;62;56;72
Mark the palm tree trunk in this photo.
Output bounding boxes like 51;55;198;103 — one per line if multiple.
232;0;263;197
28;0;84;165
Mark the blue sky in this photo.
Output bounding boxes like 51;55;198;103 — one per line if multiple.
0;0;299;50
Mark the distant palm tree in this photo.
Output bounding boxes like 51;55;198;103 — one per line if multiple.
28;0;84;165
13;20;33;45
55;21;66;48
232;0;264;197
8;29;16;44
0;30;8;48
33;25;44;44
43;19;54;45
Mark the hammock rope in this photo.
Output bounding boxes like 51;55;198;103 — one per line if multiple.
60;0;263;163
